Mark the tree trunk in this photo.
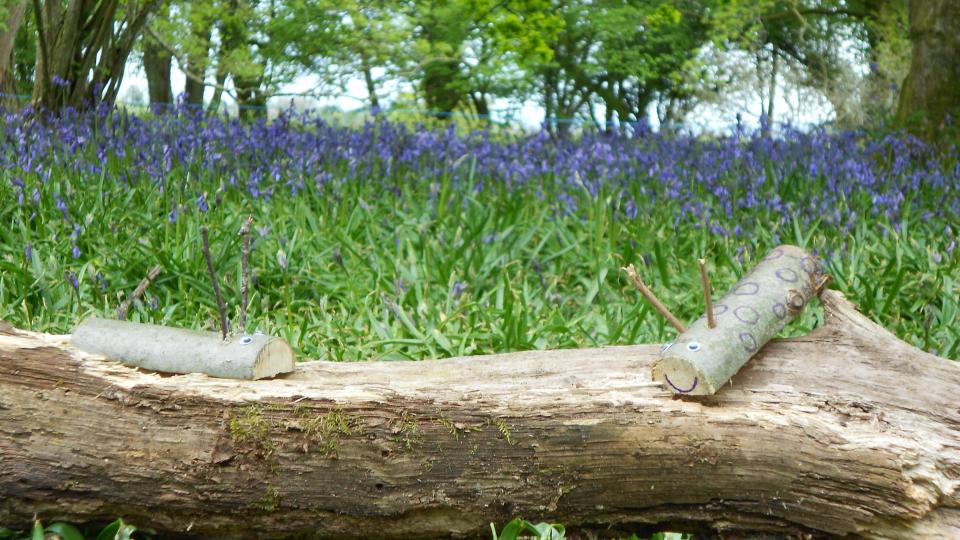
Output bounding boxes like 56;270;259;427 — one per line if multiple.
0;0;27;102
31;0;158;111
360;48;379;111
764;50;779;137
896;0;960;142
422;58;462;116
1;290;959;538
183;8;212;108
142;33;173;108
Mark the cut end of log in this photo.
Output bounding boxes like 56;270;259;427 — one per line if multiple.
651;347;715;395
252;336;296;379
71;318;295;380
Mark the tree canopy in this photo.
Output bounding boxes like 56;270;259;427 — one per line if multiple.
1;0;957;142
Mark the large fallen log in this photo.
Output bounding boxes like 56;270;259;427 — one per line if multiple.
1;290;958;539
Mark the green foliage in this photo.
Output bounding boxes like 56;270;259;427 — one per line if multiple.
0;519;135;540
491;518;565;540
0;131;957;362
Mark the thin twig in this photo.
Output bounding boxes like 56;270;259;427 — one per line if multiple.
201;227;229;340
238;216;255;333
814;274;833;295
116;265;163;320
623;265;686;333
698;258;716;329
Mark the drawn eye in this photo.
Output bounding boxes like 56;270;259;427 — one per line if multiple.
660;341;674;353
687;341;702;352
240;336;254;345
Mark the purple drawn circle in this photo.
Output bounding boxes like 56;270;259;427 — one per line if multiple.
800;256;817;274
734;305;760;324
776;268;798;282
733;282;760;295
699;303;729;323
764;248;784;261
772;302;787;320
739;332;758;352
665;373;698;394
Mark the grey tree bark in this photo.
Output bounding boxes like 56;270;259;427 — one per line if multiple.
183;6;212;108
143;36;173;107
1;290;959;539
142;2;172;108
896;0;960;142
30;0;159;111
0;0;27;100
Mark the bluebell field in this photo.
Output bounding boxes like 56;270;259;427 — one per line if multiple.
1;105;958;360
5;107;958;238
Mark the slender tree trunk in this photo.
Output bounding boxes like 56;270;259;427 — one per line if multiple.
2;291;960;538
896;0;960;142
0;0;27;102
360;48;379;110
542;69;556;135
764;50;779;137
469;91;489;120
235;77;266;121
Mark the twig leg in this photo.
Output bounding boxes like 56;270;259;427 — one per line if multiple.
201;227;230;340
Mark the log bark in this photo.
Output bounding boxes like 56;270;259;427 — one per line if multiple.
1;290;959;539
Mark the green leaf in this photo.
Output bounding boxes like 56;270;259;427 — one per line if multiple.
31;520;43;540
46;523;85;540
94;519;120;540
494;518;524;540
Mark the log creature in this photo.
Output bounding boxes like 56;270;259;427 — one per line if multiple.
71;317;295;380
629;245;828;395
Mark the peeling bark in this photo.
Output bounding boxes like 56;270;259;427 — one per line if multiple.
1;290;959;539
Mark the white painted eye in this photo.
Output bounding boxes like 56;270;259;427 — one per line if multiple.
240;336;254;345
687;341;702;352
660;341;674;352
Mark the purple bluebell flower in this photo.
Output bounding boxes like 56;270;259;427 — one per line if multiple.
55;195;68;220
71;244;81;259
451;281;468;299
196;192;209;212
24;243;32;262
65;271;79;291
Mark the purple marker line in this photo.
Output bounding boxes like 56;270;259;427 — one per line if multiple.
664;373;698;393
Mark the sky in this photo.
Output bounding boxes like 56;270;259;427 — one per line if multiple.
118;52;838;135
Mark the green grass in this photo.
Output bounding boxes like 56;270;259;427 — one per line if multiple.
0;162;957;361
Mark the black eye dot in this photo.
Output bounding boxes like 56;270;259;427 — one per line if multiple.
687;342;702;352
240;336;254;345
